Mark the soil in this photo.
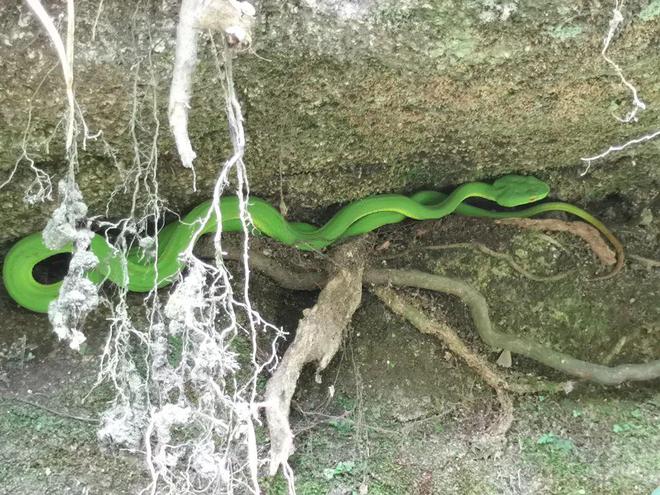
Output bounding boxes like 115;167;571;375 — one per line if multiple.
1;211;658;494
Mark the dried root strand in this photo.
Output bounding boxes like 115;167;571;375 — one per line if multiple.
263;238;369;476
496;218;616;266
169;0;256;174
371;285;514;436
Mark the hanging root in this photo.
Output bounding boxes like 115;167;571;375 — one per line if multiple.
262;237;370;476
90;4;273;493
598;1;645;124
23;0;102;350
169;0;255;176
579;2;659;173
169;0;204;171
44;180;99;350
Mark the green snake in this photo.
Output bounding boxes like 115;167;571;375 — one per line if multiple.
1;175;623;313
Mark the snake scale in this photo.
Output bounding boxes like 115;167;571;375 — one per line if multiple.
1;175;623;313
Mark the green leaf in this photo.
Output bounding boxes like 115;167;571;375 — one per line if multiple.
536;433;574;451
537;433;557;445
612;423;636;433
322;460;355;480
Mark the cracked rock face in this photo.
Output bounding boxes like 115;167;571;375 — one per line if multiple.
0;0;659;248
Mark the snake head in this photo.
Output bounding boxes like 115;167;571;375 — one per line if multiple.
492;175;550;207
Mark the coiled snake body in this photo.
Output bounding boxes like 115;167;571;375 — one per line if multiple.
1;175;623;313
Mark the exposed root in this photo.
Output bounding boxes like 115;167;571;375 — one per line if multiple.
364;269;660;385
25;0;76;150
372;286;514;437
169;0;256;179
579;2;660;173
0;63;56;201
629;254;660;269
496;218;616;266
215;245;660;385
263;238;369;476
425;242;573;282
200;239;658;483
598;1;645;124
196;239;327;290
89;13;274;493
169;0;204;173
372;286;505;392
580;129;660;172
24;0;106;351
44;187;99;350
1;395;98;424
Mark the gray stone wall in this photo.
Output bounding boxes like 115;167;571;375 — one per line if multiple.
1;0;659;244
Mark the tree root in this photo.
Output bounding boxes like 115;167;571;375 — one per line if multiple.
261;238;369;476
629;254;660;269
496;218;616;266
364;269;660;385
372;286;513;437
209;245;660;385
198;240;659;473
196;238;327;290
425;242;572;282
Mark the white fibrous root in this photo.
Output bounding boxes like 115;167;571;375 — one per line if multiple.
78;4;278;491
24;0;100;350
169;0;255;176
169;0;204;171
43;180;99;350
580;129;660;175
103;19;279;490
25;0;76;149
600;1;645;123
579;1;659;174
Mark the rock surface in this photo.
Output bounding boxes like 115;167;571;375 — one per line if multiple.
1;0;659;245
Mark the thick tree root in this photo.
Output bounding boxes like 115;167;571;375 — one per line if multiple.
368;287;565;390
209;244;660;384
364;269;660;385
372;286;514;436
262;239;368;475
198;241;660;473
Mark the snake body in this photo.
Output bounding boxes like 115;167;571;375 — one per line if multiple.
1;175;623;313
